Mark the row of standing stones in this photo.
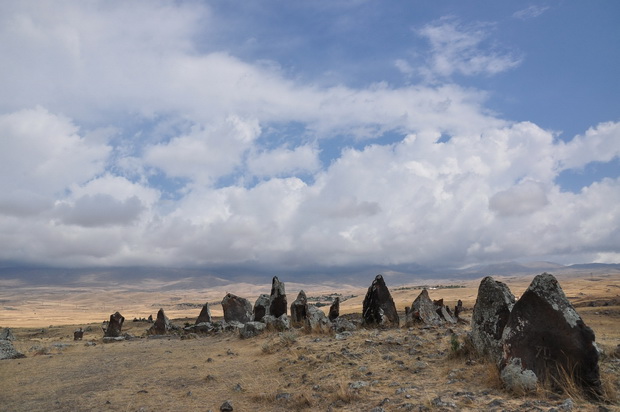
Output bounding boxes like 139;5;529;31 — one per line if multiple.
0;273;604;401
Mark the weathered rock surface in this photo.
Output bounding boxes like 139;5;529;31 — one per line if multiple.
501;273;602;397
0;339;25;360
332;317;357;333
196;302;213;324
269;276;287;318
221;293;253;324
263;315;291;331
408;289;442;326
306;305;331;332
362;274;399;327
328;297;340;321
148;308;172;335
239;321;267;339
103;311;125;337
74;328;84;341
253;294;270;322
454;300;463;319
470;276;515;362
1;328;16;341
290;290;308;327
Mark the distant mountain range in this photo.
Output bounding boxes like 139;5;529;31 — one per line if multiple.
1;261;619;289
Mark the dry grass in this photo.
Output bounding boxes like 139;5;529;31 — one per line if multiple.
1;273;619;411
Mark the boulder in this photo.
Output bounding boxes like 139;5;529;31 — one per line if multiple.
221;293;253;324
290;290;308;327
0;328;16;341
103;312;125;337
263;315;291;331
196;302;213;324
185;322;215;334
0;339;25;360
408;289;442;326
438;305;457;324
500;273;601;397
73;328;84;341
253;294;270;322
147;308;172;335
470;276;515;362
454;300;463;319
332;317;357;333
328;297;340;321
239;321;267;339
306;305;331;333
362;274;399;327
269;276;287;318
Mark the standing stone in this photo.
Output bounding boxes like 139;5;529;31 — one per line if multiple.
103;312;125;337
148;308;172;335
221;293;253;324
0;339;25;360
196;302;213;324
501;273;601;397
328;297;340;321
253;294;270;322
306;305;331;333
0;328;16;341
239;321;267;339
74;328;84;341
269;276;287;318
470;276;515;362
290;290;308;327
454;300;463;319
408;289;442;326
362;275;399;327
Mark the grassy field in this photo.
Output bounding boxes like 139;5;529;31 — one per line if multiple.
1;273;619;411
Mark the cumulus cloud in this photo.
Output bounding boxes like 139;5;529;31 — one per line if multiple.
0;1;617;271
513;5;550;20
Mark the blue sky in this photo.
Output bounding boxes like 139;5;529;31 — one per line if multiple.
0;1;619;274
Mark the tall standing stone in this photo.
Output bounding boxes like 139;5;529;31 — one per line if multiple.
0;328;16;341
500;273;601;397
328;297;340;321
148;308;172;335
221;293;253;324
103;312;125;337
362;274;399;327
408;289;442;326
0;340;25;360
196;302;213;324
470;276;515;362
290;290;308;327
269;276;287;318
253;294;270;322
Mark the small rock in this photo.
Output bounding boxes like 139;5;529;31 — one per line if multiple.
349;381;368;389
219;400;233;412
275;392;292;401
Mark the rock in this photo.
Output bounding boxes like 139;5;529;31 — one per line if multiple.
73;328;84;341
0;339;25;360
328;297;340;321
501;273;602;397
454;300;463;319
408;289;442;326
306;305;331;332
500;357;538;394
435;301;456;324
219;400;233;411
221;293;253;324
239;321;266;339
362;274;399;327
147;308;172;335
196;302;213;324
332;317;357;333
470;276;515;362
290;290;308;327
0;328;16;341
274;315;290;330
253;294;270;322
103;312;125;337
147;314;153;323
269;276;287;318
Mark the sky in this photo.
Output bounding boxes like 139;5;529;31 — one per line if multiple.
0;0;619;276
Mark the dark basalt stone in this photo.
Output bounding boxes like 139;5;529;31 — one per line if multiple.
408;289;442;326
221;293;253;324
500;273;601;397
470;276;515;362
148;308;172;335
362;275;399;327
269;276;287;318
328;297;340;321
290;290;308;327
253;294;270;322
103;312;125;338
196;302;213;324
74;328;84;341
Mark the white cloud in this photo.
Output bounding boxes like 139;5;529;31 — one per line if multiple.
489;181;549;217
416;18;522;78
247;145;321;178
513;5;550;20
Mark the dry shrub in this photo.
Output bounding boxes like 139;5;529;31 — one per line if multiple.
447;333;476;360
334;381;358;404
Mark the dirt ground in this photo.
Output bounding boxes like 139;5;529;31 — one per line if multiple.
1;273;619;411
